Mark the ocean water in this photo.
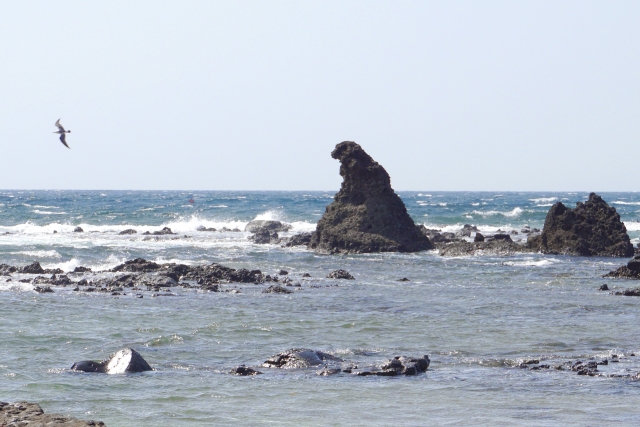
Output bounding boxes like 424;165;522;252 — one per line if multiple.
2;190;640;426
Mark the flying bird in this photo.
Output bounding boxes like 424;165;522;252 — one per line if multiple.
54;119;71;148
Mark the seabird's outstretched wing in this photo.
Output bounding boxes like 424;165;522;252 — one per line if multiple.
55;119;66;132
60;133;70;149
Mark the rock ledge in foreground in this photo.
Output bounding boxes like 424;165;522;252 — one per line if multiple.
309;141;433;254
0;401;105;426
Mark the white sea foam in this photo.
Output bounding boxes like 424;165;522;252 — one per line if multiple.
33;210;67;215
470;207;525;217
529;197;557;204
43;258;82;272
624;222;640;231
13;250;61;258
613;201;640;206
536;204;554;207
502;259;557;267
417;194;432;197
289;221;316;233
33;205;59;209
254;210;282;221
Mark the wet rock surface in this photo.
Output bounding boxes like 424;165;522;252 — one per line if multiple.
262;348;344;369
308;141;433;254
527;193;633;257
248;228;280;244
245;220;291;233
0;401;106;426
437;241;533;257
281;232;313;247
604;255;640;280
326;269;355;280
71;348;152;374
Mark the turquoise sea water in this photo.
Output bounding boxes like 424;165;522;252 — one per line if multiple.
2;191;640;426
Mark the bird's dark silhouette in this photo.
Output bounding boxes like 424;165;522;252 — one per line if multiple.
54;119;71;148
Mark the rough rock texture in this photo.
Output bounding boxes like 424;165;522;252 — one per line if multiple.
245;220;291;233
248;228;280;244
281;232;313;247
352;355;430;377
527;193;633;257
437;241;533;257
20;261;45;274
604;255;640;279
0;401;105;426
308;141;433;254
142;227;175;236
118;229;137;235
262;348;343;369
326;269;355;280
262;285;292;294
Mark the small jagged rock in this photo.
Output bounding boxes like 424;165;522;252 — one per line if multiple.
262;285;292;294
245;220;292;233
262;349;343;369
118;229;137;235
326;269;354;280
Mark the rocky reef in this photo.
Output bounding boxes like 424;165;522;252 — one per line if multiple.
308;141;433;254
0;401;105;426
526;193;633;257
604;255;640;280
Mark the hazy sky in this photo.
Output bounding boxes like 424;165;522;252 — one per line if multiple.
1;1;638;191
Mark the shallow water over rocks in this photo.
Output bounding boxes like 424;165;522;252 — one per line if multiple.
2;191;640;425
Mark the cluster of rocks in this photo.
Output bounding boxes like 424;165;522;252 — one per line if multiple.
2;258;356;297
516;354;637;378
232;348;431;378
604;255;640;280
0;401;105;426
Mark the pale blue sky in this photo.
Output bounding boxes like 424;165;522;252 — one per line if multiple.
1;1;638;191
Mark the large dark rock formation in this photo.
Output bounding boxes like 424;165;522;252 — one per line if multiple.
527;193;633;257
0;401;105;426
308;141;433;254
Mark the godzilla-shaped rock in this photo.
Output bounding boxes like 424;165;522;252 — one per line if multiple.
527;193;633;257
308;141;433;254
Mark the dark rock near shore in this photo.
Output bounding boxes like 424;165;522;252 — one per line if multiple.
281;232;313;247
491;233;513;242
230;365;263;376
34;285;54;293
118;229;137;235
0;263;17;274
262;348;343;369
353;355;430;377
20;261;45;274
308;141;433;254
604;255;640;279
112;258;161;272
0;401;105;427
245;220;291;233
262;285;292;294
196;226;217;232
474;232;485;242
142;227;175;236
71;348;152;374
73;266;92;273
527;193;633;257
73;226;84;232
248;228;279;244
326;269;354;280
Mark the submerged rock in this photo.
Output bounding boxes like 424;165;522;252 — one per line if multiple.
262;348;343;369
0;401;105;427
527;193;633;257
262;285;292;294
437;241;532;257
308;141;433;254
118;229;137;235
230;365;263;376
71;348;152;374
142;227;175;236
245;220;291;233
